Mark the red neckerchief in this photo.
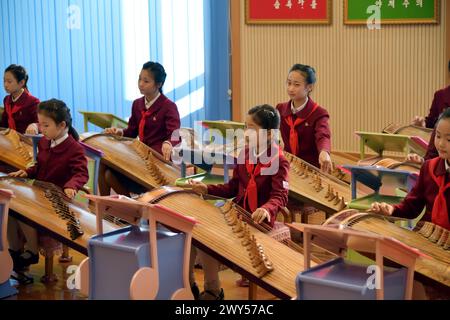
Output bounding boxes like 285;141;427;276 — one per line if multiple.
5;90;27;130
243;146;282;213
139;109;152;141
138;95;159;141
285;102;318;155
428;157;450;230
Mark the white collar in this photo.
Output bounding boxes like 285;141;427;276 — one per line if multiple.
145;93;161;110
446;159;450;173
252;146;269;159
51;132;69;148
12;89;25;103
291;97;309;114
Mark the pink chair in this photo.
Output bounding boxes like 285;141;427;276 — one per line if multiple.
0;189;16;299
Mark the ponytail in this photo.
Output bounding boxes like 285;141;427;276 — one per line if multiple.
68;125;80;141
38;99;78;140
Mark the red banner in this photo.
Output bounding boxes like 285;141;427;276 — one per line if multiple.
246;0;331;24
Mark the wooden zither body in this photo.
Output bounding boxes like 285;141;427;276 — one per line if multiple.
0;128;34;171
180;144;355;215
357;156;421;175
369;158;421;175
81;133;180;190
0;176;117;254
136;186;311;299
324;210;450;289
383;123;432;144
284;152;356;214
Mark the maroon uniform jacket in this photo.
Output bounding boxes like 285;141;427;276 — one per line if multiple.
277;98;331;168
425;86;450;129
122;94;181;155
207;146;290;227
424;128;438;161
1;91;39;134
26;135;89;191
393;157;449;230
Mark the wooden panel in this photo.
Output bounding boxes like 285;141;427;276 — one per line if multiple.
232;0;447;152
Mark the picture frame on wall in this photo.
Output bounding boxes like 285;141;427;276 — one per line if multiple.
344;0;440;25
245;0;332;25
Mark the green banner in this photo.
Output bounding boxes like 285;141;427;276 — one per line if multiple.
345;0;439;24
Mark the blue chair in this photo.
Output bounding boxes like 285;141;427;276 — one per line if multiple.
292;223;420;300
78;195;197;300
79;142;104;196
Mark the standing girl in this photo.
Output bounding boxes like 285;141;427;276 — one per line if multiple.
277;64;332;173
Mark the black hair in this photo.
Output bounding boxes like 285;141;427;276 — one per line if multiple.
437;107;450;125
5;64;29;90
289;64;317;85
142;61;167;93
38;99;79;141
248;104;280;130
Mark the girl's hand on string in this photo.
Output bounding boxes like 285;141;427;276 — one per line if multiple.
319;151;333;174
8;170;28;178
406;153;424;165
368;202;394;216
64;188;77;199
411;116;425;128
252;208;270;224
104;127;124;136
188;179;208;195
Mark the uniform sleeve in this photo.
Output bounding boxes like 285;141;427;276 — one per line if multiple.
122;102;139;138
392;165;427;220
425;90;441;129
260;157;290;226
314;114;331;154
424;128;438;161
63;147;89;191
165;103;181;147
207;166;240;199
25;163;38;179
1;98;8;128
